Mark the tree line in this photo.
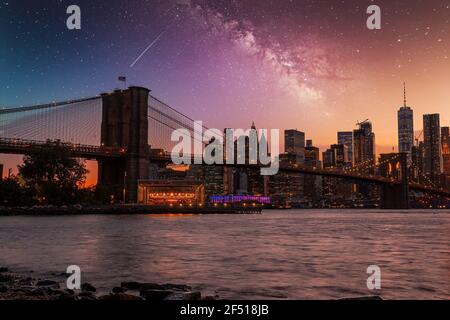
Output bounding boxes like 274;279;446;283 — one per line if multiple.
0;142;122;206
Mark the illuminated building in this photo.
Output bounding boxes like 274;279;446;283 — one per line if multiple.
331;144;348;167
305;139;320;163
353;120;377;199
224;122;267;196
423;114;443;182
284;129;305;154
337;132;353;165
268;153;304;207
138;180;205;206
209;195;271;205
442;127;450;175
233;169;248;194
185;164;225;198
322;148;336;168
322;144;349;169
246;123;267;196
267;129;308;206
204;166;225;196
397;83;414;163
353;120;376;174
411;142;424;182
321;144;351;199
321;148;336;198
304;140;322;200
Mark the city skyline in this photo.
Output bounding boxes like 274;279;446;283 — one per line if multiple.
1;0;449;149
1;92;449;186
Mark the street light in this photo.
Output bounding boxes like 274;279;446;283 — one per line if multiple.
123;171;127;203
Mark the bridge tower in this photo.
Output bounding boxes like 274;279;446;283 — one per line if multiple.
381;152;410;209
98;86;150;203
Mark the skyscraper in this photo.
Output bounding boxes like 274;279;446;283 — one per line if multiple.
441;127;450;175
321;148;336;198
411;142;425;182
322;148;336;168
304;140;322;200
284;129;305;154
423;114;442;182
397;83;414;162
337;131;353;165
330;144;348;167
353;120;376;174
305;140;320;165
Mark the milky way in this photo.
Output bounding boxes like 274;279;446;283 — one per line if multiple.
1;0;449;148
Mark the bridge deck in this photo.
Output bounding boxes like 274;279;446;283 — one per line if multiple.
1;137;449;197
0;137;124;159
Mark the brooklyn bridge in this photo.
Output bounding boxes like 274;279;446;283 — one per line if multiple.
1;86;449;209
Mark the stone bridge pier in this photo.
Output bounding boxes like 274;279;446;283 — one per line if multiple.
380;152;409;209
98;87;150;203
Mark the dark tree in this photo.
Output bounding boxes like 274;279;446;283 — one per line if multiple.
18;142;88;205
94;184;124;204
0;176;35;207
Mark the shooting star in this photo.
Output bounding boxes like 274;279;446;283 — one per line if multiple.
130;29;167;68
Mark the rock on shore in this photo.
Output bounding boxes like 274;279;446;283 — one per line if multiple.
0;267;209;301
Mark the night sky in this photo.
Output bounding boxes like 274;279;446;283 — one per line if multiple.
1;0;449;149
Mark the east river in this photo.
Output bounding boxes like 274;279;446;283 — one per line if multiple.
0;210;448;299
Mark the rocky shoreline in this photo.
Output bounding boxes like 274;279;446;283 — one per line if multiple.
0;267;384;301
0;267;217;301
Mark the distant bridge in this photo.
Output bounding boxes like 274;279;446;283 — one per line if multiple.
2;137;449;200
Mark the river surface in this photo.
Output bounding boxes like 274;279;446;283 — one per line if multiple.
0;210;448;299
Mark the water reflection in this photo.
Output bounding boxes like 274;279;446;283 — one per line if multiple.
0;210;448;299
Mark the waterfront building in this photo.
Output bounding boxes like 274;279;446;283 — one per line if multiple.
184;162;225;199
138;180;205;206
204;166;225;196
267;128;309;205
244;123;266;196
423;114;443;182
268;153;304;207
321;145;350;199
222;123;268;197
